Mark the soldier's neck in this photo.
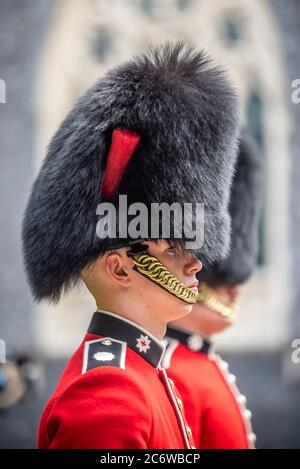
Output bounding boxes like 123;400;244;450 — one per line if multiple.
96;299;167;341
170;315;211;339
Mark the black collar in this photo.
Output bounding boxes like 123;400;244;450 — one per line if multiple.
165;326;213;355
87;311;166;368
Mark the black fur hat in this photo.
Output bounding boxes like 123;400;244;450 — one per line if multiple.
22;42;240;303
198;131;263;285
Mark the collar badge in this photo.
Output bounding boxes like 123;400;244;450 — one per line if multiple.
136;334;151;354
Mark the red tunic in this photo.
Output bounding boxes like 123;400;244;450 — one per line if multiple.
38;311;195;449
163;327;256;449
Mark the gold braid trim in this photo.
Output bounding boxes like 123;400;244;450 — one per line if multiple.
197;282;237;319
132;253;198;304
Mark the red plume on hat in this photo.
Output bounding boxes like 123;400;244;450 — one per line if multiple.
101;129;140;200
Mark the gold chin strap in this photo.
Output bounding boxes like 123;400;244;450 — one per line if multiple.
197;282;237;319
131;252;198;304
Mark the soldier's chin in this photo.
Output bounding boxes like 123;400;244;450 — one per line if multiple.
170;297;193;322
193;306;236;336
210;307;237;324
217;314;235;330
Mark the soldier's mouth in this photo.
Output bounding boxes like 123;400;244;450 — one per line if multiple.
188;280;199;292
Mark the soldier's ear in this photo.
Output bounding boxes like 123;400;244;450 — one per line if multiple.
105;251;131;288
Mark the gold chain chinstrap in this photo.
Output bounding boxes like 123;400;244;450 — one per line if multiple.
132;253;198;304
197;282;237;318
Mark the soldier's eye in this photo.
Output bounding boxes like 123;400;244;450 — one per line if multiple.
165;246;177;254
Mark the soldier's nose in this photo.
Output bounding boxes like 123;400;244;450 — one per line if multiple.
186;255;202;276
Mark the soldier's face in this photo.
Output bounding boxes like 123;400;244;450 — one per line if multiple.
190;284;240;337
81;240;202;326
127;240;202;322
147;240;202;288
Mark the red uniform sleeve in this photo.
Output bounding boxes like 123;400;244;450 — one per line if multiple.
38;368;152;449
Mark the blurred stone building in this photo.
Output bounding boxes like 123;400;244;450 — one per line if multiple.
0;0;300;447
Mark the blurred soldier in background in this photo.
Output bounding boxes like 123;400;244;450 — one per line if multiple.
164;132;262;449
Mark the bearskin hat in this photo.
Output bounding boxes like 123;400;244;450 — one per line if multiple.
198;130;263;285
22;42;240;302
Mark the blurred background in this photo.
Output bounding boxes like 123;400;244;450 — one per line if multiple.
0;0;300;448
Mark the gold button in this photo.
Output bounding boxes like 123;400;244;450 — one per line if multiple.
101;339;112;346
169;378;175;389
186;425;192;438
237;394;247;406
227;373;236;384
248;432;256;444
219;360;229;371
243;409;252;420
176;397;183;410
